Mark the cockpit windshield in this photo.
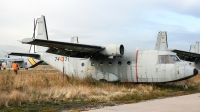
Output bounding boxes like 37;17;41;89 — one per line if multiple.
158;55;180;64
170;55;180;62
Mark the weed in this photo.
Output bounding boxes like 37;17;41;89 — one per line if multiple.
0;65;200;111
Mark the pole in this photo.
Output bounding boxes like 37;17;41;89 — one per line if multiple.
63;58;64;80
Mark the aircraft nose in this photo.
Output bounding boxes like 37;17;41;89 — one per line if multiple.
193;68;198;76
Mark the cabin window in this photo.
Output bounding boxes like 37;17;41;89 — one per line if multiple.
25;62;27;65
118;61;122;65
158;55;174;64
81;63;84;66
108;62;112;65
127;61;131;65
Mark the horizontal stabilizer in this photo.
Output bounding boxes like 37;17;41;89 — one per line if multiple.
0;58;24;62
9;52;40;58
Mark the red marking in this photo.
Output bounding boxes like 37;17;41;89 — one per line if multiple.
135;50;139;82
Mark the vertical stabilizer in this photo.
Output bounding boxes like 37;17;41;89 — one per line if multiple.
195;41;200;53
35;15;48;53
190;45;195;53
154;31;168;50
71;36;79;43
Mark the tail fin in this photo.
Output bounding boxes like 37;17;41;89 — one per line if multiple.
189;45;195;53
71;36;79;43
25;15;48;68
154;31;168;50
195;41;200;53
35;15;48;53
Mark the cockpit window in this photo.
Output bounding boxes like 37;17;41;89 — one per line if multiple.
170;55;180;62
158;55;174;64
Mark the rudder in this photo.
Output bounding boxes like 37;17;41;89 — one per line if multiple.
35;15;48;53
154;31;168;50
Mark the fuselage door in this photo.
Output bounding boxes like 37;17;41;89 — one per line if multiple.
175;62;185;79
78;59;88;78
171;55;184;79
156;55;175;82
127;61;133;82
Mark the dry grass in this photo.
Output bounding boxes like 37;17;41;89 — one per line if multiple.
169;73;200;90
0;65;200;110
0;66;154;107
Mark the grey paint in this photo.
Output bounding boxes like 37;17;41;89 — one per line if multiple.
10;16;198;82
38;50;195;82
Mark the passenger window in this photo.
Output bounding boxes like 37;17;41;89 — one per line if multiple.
91;63;94;66
158;55;174;64
108;62;112;65
118;61;122;65
100;62;103;66
81;63;84;66
127;61;131;65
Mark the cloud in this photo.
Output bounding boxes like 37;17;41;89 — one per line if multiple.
0;0;200;54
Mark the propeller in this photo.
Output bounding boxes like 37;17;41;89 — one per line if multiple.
29;18;37;53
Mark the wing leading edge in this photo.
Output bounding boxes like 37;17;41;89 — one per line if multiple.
0;58;24;62
21;38;105;57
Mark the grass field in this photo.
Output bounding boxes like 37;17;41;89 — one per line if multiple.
0;65;200;112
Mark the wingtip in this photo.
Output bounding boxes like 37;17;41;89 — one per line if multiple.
21;38;34;44
17;40;22;43
1;51;10;55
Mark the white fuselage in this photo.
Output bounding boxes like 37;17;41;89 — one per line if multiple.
39;50;196;83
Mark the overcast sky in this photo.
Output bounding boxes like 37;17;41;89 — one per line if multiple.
0;0;200;57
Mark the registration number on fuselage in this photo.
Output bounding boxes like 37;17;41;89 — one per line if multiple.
55;56;67;62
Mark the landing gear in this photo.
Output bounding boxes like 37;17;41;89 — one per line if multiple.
99;79;107;82
183;80;188;89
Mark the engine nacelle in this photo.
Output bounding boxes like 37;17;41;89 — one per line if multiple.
100;44;124;57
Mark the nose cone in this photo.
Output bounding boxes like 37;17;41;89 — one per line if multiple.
185;65;194;77
193;68;198;76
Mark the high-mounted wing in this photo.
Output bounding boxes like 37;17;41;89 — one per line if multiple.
21;38;105;57
8;52;40;58
171;49;200;62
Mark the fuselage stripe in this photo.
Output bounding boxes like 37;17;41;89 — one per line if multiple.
28;58;36;65
136;50;139;82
